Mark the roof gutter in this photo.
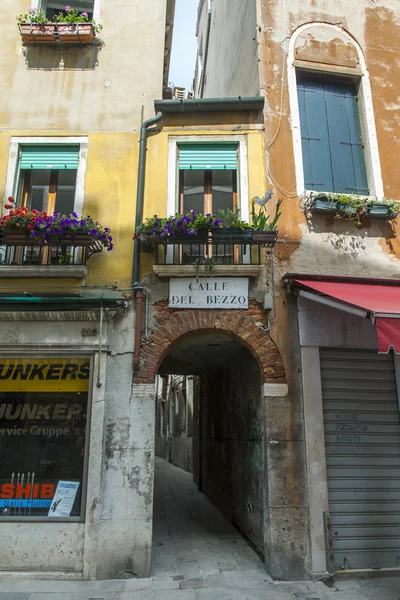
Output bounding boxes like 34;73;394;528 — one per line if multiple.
154;96;264;113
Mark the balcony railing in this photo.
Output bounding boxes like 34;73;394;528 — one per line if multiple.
141;231;277;266
0;238;103;267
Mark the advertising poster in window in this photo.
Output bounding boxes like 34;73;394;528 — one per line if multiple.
0;358;89;518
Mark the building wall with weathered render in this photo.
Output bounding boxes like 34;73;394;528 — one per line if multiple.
0;0;174;290
0;0;172;580
194;0;400;579
198;0;260;98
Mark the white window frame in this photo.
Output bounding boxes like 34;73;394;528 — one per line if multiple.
3;136;88;217
167;135;250;222
287;23;384;200
30;0;102;23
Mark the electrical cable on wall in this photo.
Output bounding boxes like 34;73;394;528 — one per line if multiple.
264;0;298;199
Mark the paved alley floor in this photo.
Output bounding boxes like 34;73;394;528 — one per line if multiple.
1;457;400;599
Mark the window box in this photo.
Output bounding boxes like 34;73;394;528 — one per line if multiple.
19;22;95;45
1;229;98;247
309;195;337;215
212;227;254;243
367;204;397;220
252;230;278;247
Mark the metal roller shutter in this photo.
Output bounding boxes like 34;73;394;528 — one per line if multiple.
321;348;400;570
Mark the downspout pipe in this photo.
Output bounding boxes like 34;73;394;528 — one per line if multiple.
132;111;163;287
132;111;163;374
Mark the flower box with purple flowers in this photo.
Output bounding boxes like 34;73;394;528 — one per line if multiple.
0;197;113;252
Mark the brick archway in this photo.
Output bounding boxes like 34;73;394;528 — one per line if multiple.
134;304;286;384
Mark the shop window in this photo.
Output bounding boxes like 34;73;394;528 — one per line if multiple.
40;0;94;20
16;145;80;215
296;73;369;194
178;143;238;215
0;358;90;520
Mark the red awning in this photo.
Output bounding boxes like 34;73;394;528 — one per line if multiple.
292;278;400;353
376;318;400;354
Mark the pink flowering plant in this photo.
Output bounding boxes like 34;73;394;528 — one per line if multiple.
17;5;101;34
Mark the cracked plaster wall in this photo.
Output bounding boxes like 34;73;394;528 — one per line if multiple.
0;308;157;580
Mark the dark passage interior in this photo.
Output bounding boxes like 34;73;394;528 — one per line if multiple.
154;330;264;558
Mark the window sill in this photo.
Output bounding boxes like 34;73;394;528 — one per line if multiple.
0;265;89;279
153;265;263;278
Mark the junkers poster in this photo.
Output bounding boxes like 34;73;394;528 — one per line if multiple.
0;358;89;517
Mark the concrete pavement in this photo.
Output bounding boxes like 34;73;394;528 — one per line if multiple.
0;458;399;599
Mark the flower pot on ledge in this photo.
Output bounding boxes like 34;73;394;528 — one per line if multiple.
309;195;337;215
19;22;95;45
367;204;397;220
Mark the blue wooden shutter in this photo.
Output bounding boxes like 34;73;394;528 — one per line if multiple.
178;144;238;170
325;81;369;194
297;76;368;194
297;78;334;191
19;145;80;170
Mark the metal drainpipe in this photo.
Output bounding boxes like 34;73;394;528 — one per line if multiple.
132;111;163;287
132;111;163;374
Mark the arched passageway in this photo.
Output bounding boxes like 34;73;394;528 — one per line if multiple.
153;328;266;570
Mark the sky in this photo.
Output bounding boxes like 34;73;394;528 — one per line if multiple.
168;0;199;93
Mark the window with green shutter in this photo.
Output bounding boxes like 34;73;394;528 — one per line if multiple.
17;145;80;215
178;143;239;216
297;74;369;195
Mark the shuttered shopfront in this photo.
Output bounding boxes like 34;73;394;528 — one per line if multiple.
321;349;400;570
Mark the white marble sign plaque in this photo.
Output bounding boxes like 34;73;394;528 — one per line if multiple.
169;277;249;309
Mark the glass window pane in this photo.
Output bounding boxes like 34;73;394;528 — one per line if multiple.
212;170;235;217
182;171;205;213
27;170;51;212
55;170;77;214
43;1;94;20
0;358;89;519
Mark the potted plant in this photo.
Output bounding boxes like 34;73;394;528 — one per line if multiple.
17;6;101;45
308;193;337;215
213;208;253;242
0;197;113;251
367;199;400;220
251;193;282;246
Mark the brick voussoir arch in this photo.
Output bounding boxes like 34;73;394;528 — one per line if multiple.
134;309;286;385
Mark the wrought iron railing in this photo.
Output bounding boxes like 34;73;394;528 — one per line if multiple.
0;239;103;267
141;233;277;266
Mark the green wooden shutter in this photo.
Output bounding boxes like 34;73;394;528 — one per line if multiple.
297;76;368;194
178;144;238;170
19;145;80;170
